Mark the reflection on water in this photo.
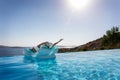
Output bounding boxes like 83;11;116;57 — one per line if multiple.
35;59;58;80
23;57;58;80
0;49;120;80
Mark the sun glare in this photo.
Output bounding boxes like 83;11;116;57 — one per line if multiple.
67;0;91;10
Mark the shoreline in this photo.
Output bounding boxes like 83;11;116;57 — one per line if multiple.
0;46;120;57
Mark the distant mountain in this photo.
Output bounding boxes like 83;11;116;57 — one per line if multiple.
0;45;9;48
0;46;27;57
0;45;28;48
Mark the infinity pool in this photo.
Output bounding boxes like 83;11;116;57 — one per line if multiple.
0;49;120;80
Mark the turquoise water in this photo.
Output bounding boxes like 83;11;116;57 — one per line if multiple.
0;49;120;80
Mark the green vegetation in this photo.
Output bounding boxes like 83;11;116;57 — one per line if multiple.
58;26;120;53
101;27;120;48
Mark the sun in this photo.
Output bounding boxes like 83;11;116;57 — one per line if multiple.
66;0;91;10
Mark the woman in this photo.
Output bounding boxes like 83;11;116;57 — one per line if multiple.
30;39;63;53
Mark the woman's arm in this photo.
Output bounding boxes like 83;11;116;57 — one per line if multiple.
50;39;63;48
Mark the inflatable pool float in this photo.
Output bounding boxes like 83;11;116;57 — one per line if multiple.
24;45;58;61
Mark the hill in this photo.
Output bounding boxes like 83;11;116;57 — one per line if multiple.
58;27;120;53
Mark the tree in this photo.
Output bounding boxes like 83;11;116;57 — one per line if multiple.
101;26;120;47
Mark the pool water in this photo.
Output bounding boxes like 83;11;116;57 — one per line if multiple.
0;49;120;80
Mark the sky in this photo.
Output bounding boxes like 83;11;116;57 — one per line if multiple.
0;0;120;47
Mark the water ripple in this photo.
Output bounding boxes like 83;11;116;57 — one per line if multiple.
0;49;120;80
